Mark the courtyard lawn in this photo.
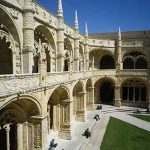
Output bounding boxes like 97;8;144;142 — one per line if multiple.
131;114;150;122
100;117;150;150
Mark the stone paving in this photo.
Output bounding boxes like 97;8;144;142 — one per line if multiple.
48;105;150;150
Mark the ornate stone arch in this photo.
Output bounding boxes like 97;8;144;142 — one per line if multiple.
94;77;115;104
1;94;42;115
94;77;116;86
34;25;56;73
121;78;147;103
0;6;21;74
89;49;115;70
0;5;21;46
123;51;147;69
47;86;70;132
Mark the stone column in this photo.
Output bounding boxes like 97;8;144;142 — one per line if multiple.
74;11;80;72
30;115;48;150
53;105;57;130
59;99;72;140
87;87;94;111
57;0;64;72
47;105;50;133
147;52;150;109
17;123;23;150
114;85;121;107
22;0;35;73
148;84;150;109
38;43;47;86
116;27;122;72
4;124;10;150
74;31;80;71
25;122;29;150
76;92;86;122
92;57;94;70
12;51;16;74
84;23;89;70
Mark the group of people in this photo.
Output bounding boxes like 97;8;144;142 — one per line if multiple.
49;105;102;149
96;105;102;110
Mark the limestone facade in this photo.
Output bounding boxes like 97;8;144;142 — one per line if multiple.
0;0;150;149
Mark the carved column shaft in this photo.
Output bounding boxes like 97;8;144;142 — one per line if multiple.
116;38;122;72
17;123;23;150
114;85;121;107
74;30;80;71
22;1;35;73
57;16;64;72
4;124;10;150
84;37;89;70
87;87;94;110
58;100;72;140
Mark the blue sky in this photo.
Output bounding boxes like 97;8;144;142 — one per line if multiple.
36;0;150;34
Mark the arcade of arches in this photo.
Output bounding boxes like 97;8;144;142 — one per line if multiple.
0;0;150;150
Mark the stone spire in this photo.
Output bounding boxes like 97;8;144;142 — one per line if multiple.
75;10;79;30
57;0;63;16
118;26;121;41
85;22;88;36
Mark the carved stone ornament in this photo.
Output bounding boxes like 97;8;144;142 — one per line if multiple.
34;124;41;148
11;8;19;19
49;15;52;24
35;5;39;14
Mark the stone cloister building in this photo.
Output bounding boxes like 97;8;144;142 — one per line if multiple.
0;0;150;149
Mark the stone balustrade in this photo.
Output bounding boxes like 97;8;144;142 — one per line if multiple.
0;73;40;98
120;69;148;77
0;69;148;99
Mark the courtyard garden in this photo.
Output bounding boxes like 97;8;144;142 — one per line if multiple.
100;117;150;150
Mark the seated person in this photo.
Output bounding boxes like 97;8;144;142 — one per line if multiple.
96;105;100;110
136;109;141;114
94;114;100;121
83;128;91;138
49;139;57;149
99;105;102;110
146;108;149;112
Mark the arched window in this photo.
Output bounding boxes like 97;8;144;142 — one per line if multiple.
123;51;147;69
100;55;115;69
122;79;146;102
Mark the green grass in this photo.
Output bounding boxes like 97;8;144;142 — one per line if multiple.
131;114;150;122
100;117;150;150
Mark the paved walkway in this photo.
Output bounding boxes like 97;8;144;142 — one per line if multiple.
48;105;150;150
111;113;150;132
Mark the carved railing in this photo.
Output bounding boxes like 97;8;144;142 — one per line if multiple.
120;69;148;77
0;74;40;98
0;69;148;98
92;69;116;76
